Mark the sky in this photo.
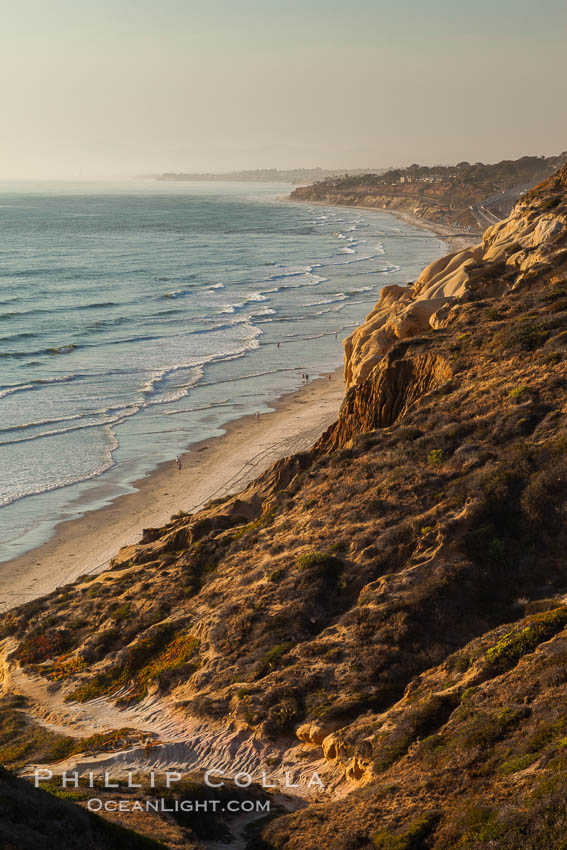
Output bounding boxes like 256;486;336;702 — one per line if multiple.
1;0;566;178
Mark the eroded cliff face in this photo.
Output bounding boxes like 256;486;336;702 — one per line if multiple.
318;349;452;452
290;153;567;231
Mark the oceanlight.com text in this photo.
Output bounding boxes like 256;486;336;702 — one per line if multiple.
86;798;271;814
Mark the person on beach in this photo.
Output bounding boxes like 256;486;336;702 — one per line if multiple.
175;454;182;471
277;341;280;348
256;411;260;419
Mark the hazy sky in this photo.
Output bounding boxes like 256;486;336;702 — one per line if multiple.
1;0;566;178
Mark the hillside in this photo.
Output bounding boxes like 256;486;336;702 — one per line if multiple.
1;163;567;848
290;153;567;231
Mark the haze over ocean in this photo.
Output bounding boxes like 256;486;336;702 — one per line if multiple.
0;180;442;561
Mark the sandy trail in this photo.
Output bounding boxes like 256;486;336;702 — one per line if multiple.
1;637;341;796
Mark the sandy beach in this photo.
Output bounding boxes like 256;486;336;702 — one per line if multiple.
382;208;481;252
0;368;345;613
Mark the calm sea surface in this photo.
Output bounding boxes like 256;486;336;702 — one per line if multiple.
0;180;444;562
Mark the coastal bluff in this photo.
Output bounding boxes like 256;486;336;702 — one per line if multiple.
2;164;567;848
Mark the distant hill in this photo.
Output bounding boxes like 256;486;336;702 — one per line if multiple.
291;152;567;230
156;167;386;184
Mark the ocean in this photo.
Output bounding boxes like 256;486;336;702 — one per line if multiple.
0;180;443;563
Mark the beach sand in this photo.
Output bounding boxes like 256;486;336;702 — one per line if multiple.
0;369;345;612
382;207;481;252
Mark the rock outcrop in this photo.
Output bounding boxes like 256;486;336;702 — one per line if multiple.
319;349;452;452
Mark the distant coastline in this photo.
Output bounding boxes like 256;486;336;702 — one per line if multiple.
153;166;386;184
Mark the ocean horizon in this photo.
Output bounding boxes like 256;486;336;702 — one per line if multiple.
0;180;443;564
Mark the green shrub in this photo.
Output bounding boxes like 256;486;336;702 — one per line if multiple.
453;805;502;846
111;603;132;622
459;707;525;749
487;307;503;320
296;551;342;573
267;697;299;734
524;715;567;753
498;753;538;775
372;812;440;849
0;696;75;767
486;607;567;667
507;385;528;400
496;318;550;352
67;626;200;703
428;449;444;466
236;687;253;700
232;511;274;540
522;461;567;528
255;642;292;679
487;537;507;564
